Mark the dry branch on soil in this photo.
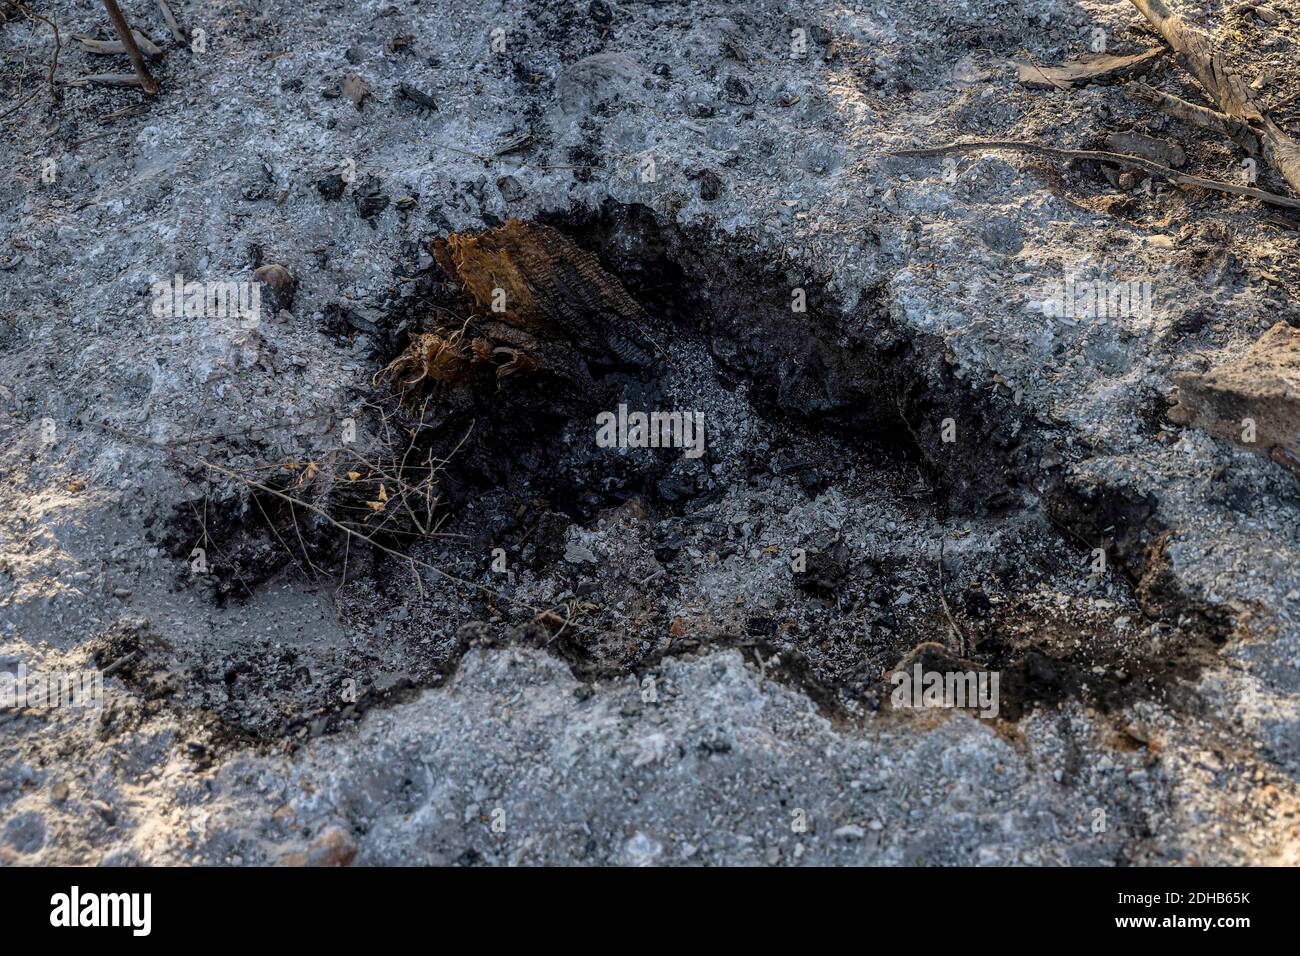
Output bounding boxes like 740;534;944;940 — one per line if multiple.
890;140;1300;209
74;29;163;60
73;72;149;88
100;0;159;94
156;0;184;42
1125;81;1259;153
1129;0;1300;197
912;3;1300;210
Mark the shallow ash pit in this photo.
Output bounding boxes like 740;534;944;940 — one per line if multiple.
157;204;1223;741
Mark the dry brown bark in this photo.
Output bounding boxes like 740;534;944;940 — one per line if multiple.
432;220;657;367
156;0;185;42
1017;49;1162;89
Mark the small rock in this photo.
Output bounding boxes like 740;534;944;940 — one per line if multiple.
497;175;526;203
1106;131;1186;169
1168;322;1300;474
1112;169;1144;191
724;74;755;105
794;545;848;598
316;173;347;201
564;539;598;563
187;742;215;771
386;33;414;54
622;831;663;866
252;263;296;312
353;176;390;221
698;168;722;201
397;82;438;111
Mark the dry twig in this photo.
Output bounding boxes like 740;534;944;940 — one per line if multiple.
890;139;1300;209
0;89;38;121
156;0;184;42
1125;80;1258;153
83;417;583;632
74;29;163;60
100;0;159;94
14;1;60;99
74;72;147;88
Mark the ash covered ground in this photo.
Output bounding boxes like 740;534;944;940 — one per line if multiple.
1;0;1299;865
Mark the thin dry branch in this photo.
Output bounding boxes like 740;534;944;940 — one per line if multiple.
1125;80;1258;153
74;72;147;88
15;1;60;99
0;90;38;120
156;0;185;42
74;29;163;60
890;139;1300;209
100;0;159;94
